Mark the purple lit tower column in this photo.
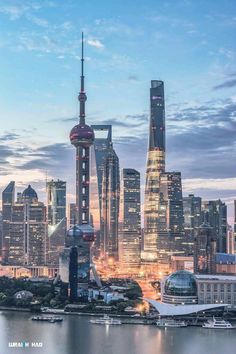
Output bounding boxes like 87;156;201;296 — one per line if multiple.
68;33;95;300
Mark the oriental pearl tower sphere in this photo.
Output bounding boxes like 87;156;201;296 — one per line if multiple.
67;33;95;300
70;32;94;228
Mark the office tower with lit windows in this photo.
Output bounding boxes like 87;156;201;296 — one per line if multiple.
201;200;227;253
46;179;66;265
119;169;141;270
2;183;47;266
67;33;95;300
183;194;202;254
227;225;234;254
234;200;236;254
194;222;216;274
21;186;47;266
0;211;2;257
69;203;76;228
143;80;165;261
2;181;15;263
90;125;113;254
158;172;185;263
101;147;120;261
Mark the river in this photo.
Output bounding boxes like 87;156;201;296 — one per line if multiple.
0;311;235;354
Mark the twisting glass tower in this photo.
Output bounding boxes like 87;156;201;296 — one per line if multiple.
143;80;165;261
67;33;95;301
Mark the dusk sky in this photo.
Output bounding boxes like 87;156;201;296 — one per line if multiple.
0;0;236;222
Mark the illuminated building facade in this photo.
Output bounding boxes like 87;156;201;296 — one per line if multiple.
2;181;15;263
101;146;120;260
90;125;115;256
183;194;202;254
2;184;47;266
69;203;76;227
158;172;185;263
234;200;236;254
143;80;165;260
119;169;141;270
201;200;227;253
194;222;216;275
46;179;66;265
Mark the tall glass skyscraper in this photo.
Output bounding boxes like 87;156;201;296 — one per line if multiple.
46;179;66;265
158;172;185;263
201;200;227;253
143;80;165;260
90;125;112;248
119;169;141;270
2;183;47;266
2;181;15;263
90;125;120;260
234;200;236;254
183;194;202;255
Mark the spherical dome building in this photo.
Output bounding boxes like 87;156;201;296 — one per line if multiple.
22;185;38;202
162;270;198;305
70;123;94;147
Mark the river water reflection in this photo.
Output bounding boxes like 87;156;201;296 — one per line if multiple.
0;311;235;354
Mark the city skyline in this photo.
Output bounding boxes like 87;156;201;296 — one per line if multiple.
0;0;236;222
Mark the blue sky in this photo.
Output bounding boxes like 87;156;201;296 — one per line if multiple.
0;0;236;221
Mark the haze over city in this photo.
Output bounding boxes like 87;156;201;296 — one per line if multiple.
0;0;236;222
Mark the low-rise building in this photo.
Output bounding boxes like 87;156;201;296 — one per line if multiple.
161;270;236;307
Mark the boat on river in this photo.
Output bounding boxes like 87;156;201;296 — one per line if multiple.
156;319;187;328
90;315;122;325
31;316;63;323
202;317;236;329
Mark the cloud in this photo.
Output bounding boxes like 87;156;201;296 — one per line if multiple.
26;14;49;28
0;132;20;142
213;78;236;90
87;39;104;49
0;4;30;20
93;114;148;130
166;97;236;179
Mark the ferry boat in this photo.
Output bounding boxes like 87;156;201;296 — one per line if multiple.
90;315;122;325
156;319;187;328
31;316;63;323
202;317;236;329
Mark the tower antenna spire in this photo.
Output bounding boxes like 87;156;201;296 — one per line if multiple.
78;32;87;124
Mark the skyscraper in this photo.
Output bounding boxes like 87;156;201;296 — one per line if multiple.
101;147;120;261
68;203;76;228
183;194;202;254
158;172;185;263
46;179;66;265
67;33;95;300
234;200;236;254
2;183;47;266
201;200;227;253
90;125;120;260
194;223;216;274
2;181;15;263
21;185;47;266
119;169;141;270
143;80;165;260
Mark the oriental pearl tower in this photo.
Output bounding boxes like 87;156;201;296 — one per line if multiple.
67;32;95;301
